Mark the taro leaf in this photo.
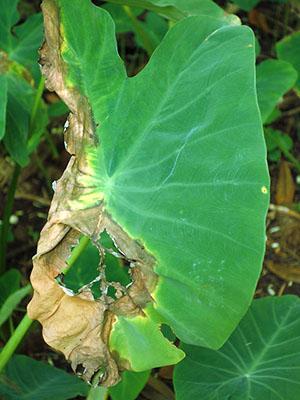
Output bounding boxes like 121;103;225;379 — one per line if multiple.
174;295;300;400
0;284;32;327
276;31;300;95
230;0;260;10
0;355;89;400
0;74;7;140
0;269;22;305
109;370;150;400
256;59;297;123
28;0;269;386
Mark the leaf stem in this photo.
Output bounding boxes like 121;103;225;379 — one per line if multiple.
0;236;90;372
0;163;21;274
0;313;33;373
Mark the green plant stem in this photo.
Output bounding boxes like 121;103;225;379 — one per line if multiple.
63;236;90;274
30;76;45;127
122;5;155;55
0;236;90;373
0;313;33;373
0;163;21;274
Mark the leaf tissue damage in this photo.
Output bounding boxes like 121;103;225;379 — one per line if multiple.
27;0;157;386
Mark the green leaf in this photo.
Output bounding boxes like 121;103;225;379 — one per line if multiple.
230;0;260;11
0;269;22;305
276;31;300;95
264;128;293;161
174;295;300;400
9;13;44;81
0;75;7;140
109;314;184;370
0;355;89;400
46;0;269;367
0;284;31;327
0;0;43;81
3;73;34;166
256;59;297;123
109;370;150;400
92;20;269;348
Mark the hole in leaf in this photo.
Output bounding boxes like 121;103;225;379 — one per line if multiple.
57;231;132;300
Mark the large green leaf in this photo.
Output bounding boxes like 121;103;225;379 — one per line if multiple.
174;295;300;400
256;59;297;123
36;0;269;378
55;0;268;351
0;355;89;400
276;31;300;95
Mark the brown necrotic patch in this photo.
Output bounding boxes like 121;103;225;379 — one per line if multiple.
28;0;157;386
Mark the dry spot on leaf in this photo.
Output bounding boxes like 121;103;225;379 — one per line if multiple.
27;0;157;386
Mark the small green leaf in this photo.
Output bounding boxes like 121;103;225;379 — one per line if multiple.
110;314;184;370
0;355;89;400
109;370;150;400
256;59;297;123
174;296;300;400
0;284;31;327
276;31;300;95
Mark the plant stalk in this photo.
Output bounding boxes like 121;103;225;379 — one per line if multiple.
0;313;33;373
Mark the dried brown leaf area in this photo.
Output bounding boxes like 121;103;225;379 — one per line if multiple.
27;0;157;386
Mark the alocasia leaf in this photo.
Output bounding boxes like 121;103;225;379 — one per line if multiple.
28;0;269;387
174;296;300;400
0;355;89;400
